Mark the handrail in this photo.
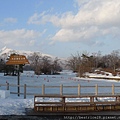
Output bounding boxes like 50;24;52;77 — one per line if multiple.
1;83;120;99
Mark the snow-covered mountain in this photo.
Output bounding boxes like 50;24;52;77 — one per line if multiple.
0;46;67;69
0;46;53;59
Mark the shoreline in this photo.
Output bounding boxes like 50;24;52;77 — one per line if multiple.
87;76;120;81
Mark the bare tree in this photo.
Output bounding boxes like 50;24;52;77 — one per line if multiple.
41;56;52;74
109;50;120;72
51;57;61;74
28;52;42;75
66;52;81;72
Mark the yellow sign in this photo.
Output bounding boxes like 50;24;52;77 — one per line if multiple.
6;54;30;65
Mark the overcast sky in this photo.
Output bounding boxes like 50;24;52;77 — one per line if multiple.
0;0;120;58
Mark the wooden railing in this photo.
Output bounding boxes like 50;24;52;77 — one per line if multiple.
0;83;120;99
34;94;120;112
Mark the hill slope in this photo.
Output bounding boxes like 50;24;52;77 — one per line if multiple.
0;46;54;58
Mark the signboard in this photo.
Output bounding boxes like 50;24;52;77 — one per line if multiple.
6;54;29;65
5;54;30;97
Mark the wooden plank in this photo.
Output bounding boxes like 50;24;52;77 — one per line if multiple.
35;105;119;112
64;102;94;105
35;102;63;104
34;94;120;98
35;101;120;107
45;86;62;88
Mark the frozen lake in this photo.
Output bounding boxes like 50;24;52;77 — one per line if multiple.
0;70;120;99
0;70;120;115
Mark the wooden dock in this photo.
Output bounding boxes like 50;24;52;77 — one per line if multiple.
34;94;120;113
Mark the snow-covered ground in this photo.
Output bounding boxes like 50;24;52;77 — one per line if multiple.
0;70;120;115
86;71;120;79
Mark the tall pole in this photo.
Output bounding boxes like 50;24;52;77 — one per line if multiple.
18;65;20;96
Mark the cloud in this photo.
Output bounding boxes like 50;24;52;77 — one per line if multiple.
27;11;53;25
0;29;43;48
27;12;45;24
28;0;120;46
4;17;17;23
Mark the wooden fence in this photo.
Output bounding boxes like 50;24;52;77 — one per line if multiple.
34;94;120;112
0;83;120;99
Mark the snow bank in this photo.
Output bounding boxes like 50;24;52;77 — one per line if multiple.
0;98;34;115
0;90;10;98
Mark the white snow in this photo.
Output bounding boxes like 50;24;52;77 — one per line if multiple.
0;70;120;115
0;90;10;98
86;72;120;79
0;98;34;115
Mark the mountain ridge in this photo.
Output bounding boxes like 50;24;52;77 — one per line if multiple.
0;46;54;58
0;46;68;70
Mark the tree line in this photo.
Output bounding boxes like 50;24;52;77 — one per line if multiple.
0;50;120;76
66;50;120;77
27;52;62;75
0;52;62;75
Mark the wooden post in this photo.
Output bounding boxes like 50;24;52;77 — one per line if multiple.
78;84;80;96
24;84;26;99
6;82;9;90
112;84;114;95
116;96;120;102
60;84;63;95
95;84;98;95
90;96;94;102
17;65;20;96
62;96;65;111
42;84;45;95
90;96;94;106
